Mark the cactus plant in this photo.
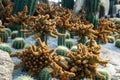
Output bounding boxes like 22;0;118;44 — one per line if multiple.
55;46;69;56
65;31;71;39
4;28;11;37
108;36;115;43
61;0;74;9
38;68;52;80
115;39;120;48
15;75;34;80
96;69;111;80
70;46;77;52
65;39;73;49
0;30;9;42
11;31;18;39
12;37;26;49
0;43;12;53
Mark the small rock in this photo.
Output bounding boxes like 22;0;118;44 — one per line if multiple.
0;50;14;80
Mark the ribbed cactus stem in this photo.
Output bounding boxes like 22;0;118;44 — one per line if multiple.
40;33;47;44
86;0;100;29
58;29;66;46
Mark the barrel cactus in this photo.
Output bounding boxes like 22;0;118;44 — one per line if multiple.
0;43;12;53
65;31;71;39
0;30;9;42
11;31;18;39
4;28;11;37
15;75;34;80
38;68;52;80
65;39;73;49
96;69;111;80
108;36;115;43
70;46;77;52
12;37;26;49
115;39;120;48
55;46;70;56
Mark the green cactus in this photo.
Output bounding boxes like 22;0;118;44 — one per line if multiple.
11;31;18;39
108;36;115;43
86;39;97;46
78;36;88;45
96;69;111;80
55;46;69;56
0;43;12;53
61;0;74;9
4;28;11;37
70;46;77;52
65;31;71;39
65;39;73;49
15;75;34;80
58;29;66;46
0;30;9;42
115;39;120;48
38;68;52;80
12;37;26;49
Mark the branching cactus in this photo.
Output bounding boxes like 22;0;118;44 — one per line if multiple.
12;37;26;49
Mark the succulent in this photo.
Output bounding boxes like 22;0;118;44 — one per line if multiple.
70;46;77;52
96;69;111;80
15;75;34;80
11;31;18;39
115;39;120;48
65;31;71;39
4;28;11;36
55;46;70;56
65;39;74;49
12;37;26;49
38;68;52;80
108;36;115;43
0;43;12;53
0;30;9;42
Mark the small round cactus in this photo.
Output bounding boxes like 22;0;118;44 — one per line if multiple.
65;31;71;39
15;75;34;80
0;43;12;53
108;36;115;43
11;31;18;39
70;46;77;52
96;69;111;80
115;39;120;48
12;37;26;49
38;68;52;80
0;30;9;42
55;46;70;56
65;39;74;49
4;28;11;37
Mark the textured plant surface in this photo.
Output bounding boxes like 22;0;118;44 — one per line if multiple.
70;46;77;52
0;29;9;42
0;43;12;53
115;39;120;48
12;37;26;49
55;46;70;56
11;31;18;39
65;39;73;49
15;75;34;80
108;36;115;43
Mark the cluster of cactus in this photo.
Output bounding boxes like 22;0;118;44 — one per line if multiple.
12;37;26;49
15;75;34;80
38;68;52;80
115;39;120;48
0;29;9;42
55;46;70;56
0;43;12;53
11;31;18;39
65;39;74;49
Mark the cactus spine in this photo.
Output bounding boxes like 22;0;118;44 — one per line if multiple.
12;37;26;49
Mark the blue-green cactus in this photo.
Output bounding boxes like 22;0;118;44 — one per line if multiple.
108;36;115;43
0;43;12;53
65;31;71;39
15;75;34;80
4;28;11;37
38;68;52;80
55;46;70;56
12;37;26;49
11;31;18;39
65;39;73;49
70;46;77;52
115;39;120;48
0;30;9;42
